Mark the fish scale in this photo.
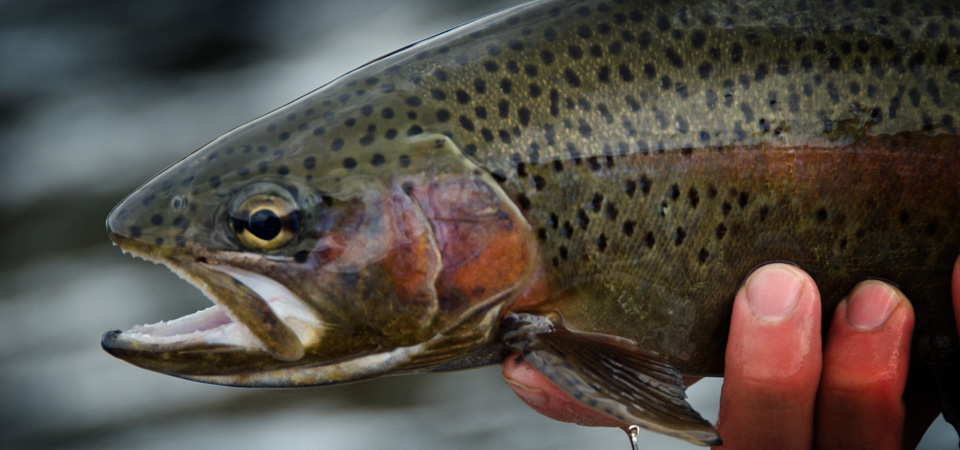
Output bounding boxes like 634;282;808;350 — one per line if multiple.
102;0;960;446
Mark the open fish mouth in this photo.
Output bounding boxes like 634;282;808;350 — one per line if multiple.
101;236;324;370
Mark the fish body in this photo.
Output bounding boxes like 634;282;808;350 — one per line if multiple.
103;0;960;445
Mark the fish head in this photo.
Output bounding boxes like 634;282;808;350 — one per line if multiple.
103;94;537;386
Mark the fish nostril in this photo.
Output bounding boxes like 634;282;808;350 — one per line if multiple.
171;194;187;211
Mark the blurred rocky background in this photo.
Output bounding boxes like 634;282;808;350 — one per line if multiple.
0;1;953;449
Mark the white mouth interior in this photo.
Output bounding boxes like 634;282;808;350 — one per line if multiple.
122;264;325;351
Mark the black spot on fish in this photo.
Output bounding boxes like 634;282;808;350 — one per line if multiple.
816;208;828;222
664;48;684;68
698;247;709;264
561;221;573;238
731;43;743;64
564;69;582;87
644;232;655;248
459;116;475;131
698;61;712;79
643;64;656;80
656;15;670;31
688;188;700;207
609;40;624;54
596;234;607;251
755;64;768;81
675;115;689;134
533;175;546;191
578;119;593;137
517;107;532;126
540;50;555;65
529;83;542;98
625;180;637;198
639;175;652;195
898;210;910;224
715;223;727;240
691;30;706;49
544;27;558;41
604;204;618;221
577;209;590;230
516;193;531;210
587;156;602;171
597;66;611;83
737;192;749;208
909;88;921;107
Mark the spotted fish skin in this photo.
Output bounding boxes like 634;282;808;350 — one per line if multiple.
103;0;960;443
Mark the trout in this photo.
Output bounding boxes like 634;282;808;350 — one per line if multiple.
102;0;960;445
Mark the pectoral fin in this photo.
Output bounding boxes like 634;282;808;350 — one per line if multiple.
502;313;721;446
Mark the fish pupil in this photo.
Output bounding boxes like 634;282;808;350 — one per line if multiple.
249;209;282;240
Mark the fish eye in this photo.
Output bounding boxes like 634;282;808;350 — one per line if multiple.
230;194;300;250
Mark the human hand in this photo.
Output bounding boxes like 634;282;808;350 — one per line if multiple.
502;258;960;448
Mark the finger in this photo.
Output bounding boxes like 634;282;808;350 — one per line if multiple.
502;352;621;427
815;281;913;450
954;255;960;334
900;254;960;447
716;263;822;450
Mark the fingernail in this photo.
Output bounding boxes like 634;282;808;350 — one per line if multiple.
846;281;900;330
745;265;803;321
503;378;549;407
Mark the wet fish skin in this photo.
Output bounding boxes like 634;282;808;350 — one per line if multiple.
103;0;960;445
